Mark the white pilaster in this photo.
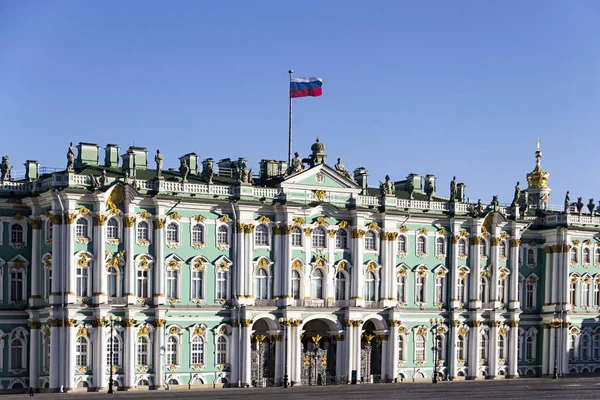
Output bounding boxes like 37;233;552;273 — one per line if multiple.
344;322;353;380
241;321;252;386
230;323;239;386
507;322;519;378
274;337;282;384
30;222;42;305
66;324;75;390
49;325;60;390
467;323;480;379
335;335;344;381
448;322;458;379
124;320;135;389
29;323;40;389
153;219;165;305
153;322;165;389
94;215;107;304
124;217;136;303
65;216;76;303
95;323;107;390
489;324;498;378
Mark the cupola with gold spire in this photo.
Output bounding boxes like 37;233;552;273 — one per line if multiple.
525;139;551;210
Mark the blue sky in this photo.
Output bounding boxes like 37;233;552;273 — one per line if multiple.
1;1;599;205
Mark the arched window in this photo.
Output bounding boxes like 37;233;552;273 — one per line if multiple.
191;269;203;299
254;224;268;246
398;335;406;361
415;334;426;361
480;239;488;257
76;218;88;238
584;248;592;264
527;249;535;265
498;335;505;359
191;336;204;365
499;241;507;258
106;335;121;367
216;336;227;364
595;281;600;307
192;225;204;244
365;271;376;302
10;338;24;369
435;334;444;360
166;269;179;299
166;223;179;243
415;275;425;303
137;221;149;241
435;274;445;305
480;277;488;303
291;227;303;247
479;334;487;360
416;236;426;254
581;334;591;360
593;332;600;360
571;247;578;264
457;276;467;303
291;269;301;300
11;224;24;244
106;218;119;240
137;336;149;365
75;337;89;367
364;231;376;251
334;271;346;301
526;279;536;309
137;379;149;386
76;264;89;297
526;335;535;360
498;279;506;304
137;267;150;298
217;225;229;245
596;249;600;265
397;273;406;303
458;239;467;256
457;335;465;360
570;278;578;306
582;281;590;307
335;229;347;249
255;268;268;300
436;237;445;255
107;267;118;297
312;269;324;299
569;334;577;360
312;227;326;248
166;336;179;365
216;269;227;300
398;235;407;253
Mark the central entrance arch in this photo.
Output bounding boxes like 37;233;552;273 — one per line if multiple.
300;317;341;385
251;318;277;387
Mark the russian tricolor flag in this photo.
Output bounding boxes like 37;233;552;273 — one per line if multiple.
290;77;323;98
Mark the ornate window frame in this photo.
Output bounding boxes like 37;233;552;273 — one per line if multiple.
74;251;93;299
135;323;154;368
569;273;580;306
9;218;27;249
525;327;538;362
363;261;380;303
165;325;183;368
397;234;408;256
190;221;206;249
456;266;470;305
310;266;327;300
416;234;427;258
8;255;29;304
8;327;28;372
135;254;154;300
253;223;270;248
214;255;232;302
42;253;52;301
397;325;409;364
413;265;429;306
188;324;208;370
215;222;231;249
435;236;446;258
213;324;231;367
253;257;273;300
583;246;592;267
74;215;92;244
189;255;209;304
498;239;508;260
412;326;428;363
432;265;448;307
105;216;122;245
335;228;348;250
570;246;579;266
395;263;409;305
291;226;303;247
136;219;152;247
312;226;328;249
165;221;181;249
333;267;348;302
106;329;123;369
165;254;183;302
457;238;468;258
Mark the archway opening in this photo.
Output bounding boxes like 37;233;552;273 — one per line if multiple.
251;318;277;387
301;318;339;385
360;320;382;382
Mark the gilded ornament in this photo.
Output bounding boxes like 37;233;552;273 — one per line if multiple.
500;232;509;239
470;236;481;245
491;237;500;246
138;255;150;269
398;326;407;334
338;220;348;229
153;218;166;229
29;219;42;230
418;227;428;235
124;319;136;327
75;326;88;337
65;214;77;224
77;253;89;267
50;214;63;225
510;239;521;247
28;321;41;329
368;221;379;231
13;212;24;221
304;227;313;236
168;326;179;335
257;258;269;268
489;320;500;327
438;227;447;235
315;216;328;226
154;319;167;327
460;230;469;237
573;239;580;246
336;261;347;271
257;215;271;224
123;216;136;227
389;319;401;327
219;326;227;335
498;326;507;336
106;184;124;214
93;214;107;226
293;217;305;226
313;189;327;201
458;326;467;336
168;212;180;220
78;207;90;215
328;229;337;238
292;259;303;270
352;229;366;239
167;259;181;269
398;225;408;233
218;215;231;223
451;235;459;244
138;211;152;219
367;262;377;272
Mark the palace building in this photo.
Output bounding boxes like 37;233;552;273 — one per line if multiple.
0;138;599;391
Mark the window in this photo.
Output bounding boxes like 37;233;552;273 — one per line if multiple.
166;269;179;299
479;334;487;360
480;239;487;257
137;221;149;241
415;275;425;303
166;223;179;243
192;270;204;299
571;248;578;264
518;334;523;361
216;336;227;364
457;277;467;303
596;249;600;265
256;268;268;299
568;335;576;360
107;218;119;240
106;335;121;367
527;249;535;265
192;224;204;244
435;275;445;305
581;334;591;360
137;269;149;298
584;248;591;264
365;271;376;302
593;333;600;359
480;277;488;303
46;268;52;299
498;279;506;304
398;235;407;253
398;335;406;361
137;336;149;365
10;269;25;302
526;280;535;309
498;335;505;359
191;336;204;365
47;220;53;241
10;339;24;369
291;227;302;247
458;239;467;257
526;335;535;360
42;339;50;369
334;271;346;301
312;269;324;299
457;335;465;360
75;337;89;367
499;241;507;258
416;236;426;254
11;224;24;244
364;231;376;251
254;224;268;246
397;273;406;303
217;225;229;245
76;218;89;238
107;267;118;297
75;266;88;297
435;335;444;360
216;270;227;300
415;335;426;361
436;237;445;255
292;270;301;300
582;281;590;307
312;227;326;248
595;282;600;307
335;229;348;249
166;336;178;365
570;279;578;305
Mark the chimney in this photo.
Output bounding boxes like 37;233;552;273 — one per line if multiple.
75;142;101;168
457;183;466;202
104;144;120;168
24;160;39;181
121;148;137;178
353;167;368;195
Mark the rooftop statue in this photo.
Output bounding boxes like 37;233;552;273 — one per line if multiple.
576;197;584;215
588;198;595;215
66;142;75;170
179;159;189;183
407;178;415;200
519;192;529;214
425;179;434;201
99;169;108;187
155;149;164;179
290;152;304;174
203;159;214;184
90;174;100;191
380;175;394;196
334;158;354;181
449;176;457;202
475;199;484;215
0;155;11;181
237;159;252;184
491;195;499;212
511;182;520;207
564;191;570;213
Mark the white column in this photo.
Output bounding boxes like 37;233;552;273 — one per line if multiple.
50;217;63;306
244;231;253;299
509;236;521;310
95;323;107;390
489;323;498;378
65;324;75;390
344;322;353;380
541;325;549;375
284;323;292;386
153;220;165;305
354;324;362;382
241;321;252;386
389;325;399;382
380;337;388;381
380;238;388;300
448;322;458;379
65;215;76;302
153;321;165;389
124;320;136;389
351;227;365;307
450;235;459;308
467;323;480;379
230;322;239;386
49;323;61;390
29;322;40;389
468;236;481;310
274;337;282;384
335;335;344;381
544;248;553;305
293;325;302;384
124;217;136;303
508;322;519;378
30;221;42;303
94;216;107;304
273;230;282;299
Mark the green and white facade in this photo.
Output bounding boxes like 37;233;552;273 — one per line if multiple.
0;138;599;391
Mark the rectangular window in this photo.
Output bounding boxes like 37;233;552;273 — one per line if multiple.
166;270;178;299
216;271;227;300
10;270;24;301
137;270;149;298
191;271;203;299
76;267;88;297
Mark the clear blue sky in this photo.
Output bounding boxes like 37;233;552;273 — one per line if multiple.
1;1;599;205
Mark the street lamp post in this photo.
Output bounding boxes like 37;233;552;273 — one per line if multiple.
551;317;561;379
430;318;442;384
278;317;289;388
106;315;122;394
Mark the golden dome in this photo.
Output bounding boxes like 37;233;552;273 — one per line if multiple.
526;140;549;189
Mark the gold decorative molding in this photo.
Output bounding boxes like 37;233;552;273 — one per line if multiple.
124;319;136;327
168;212;180;220
399;225;408;233
510;239;521;248
292;259;303;270
293;217;305;226
93;215;108;226
29;219;42;230
153;218;166;229
417;227;428;235
153;319;167;327
257;215;271;224
138;211;152;219
218;215;231;223
304;227;313;236
338;220;348;229
315;216;328;226
313;189;326;201
368;221;379;231
451;235;459;244
65;214;77;224
352;229;366;239
328;229;337;238
491;237;500;246
106;184;124;214
123;216;136;227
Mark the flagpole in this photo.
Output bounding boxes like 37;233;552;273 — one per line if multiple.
288;69;293;165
